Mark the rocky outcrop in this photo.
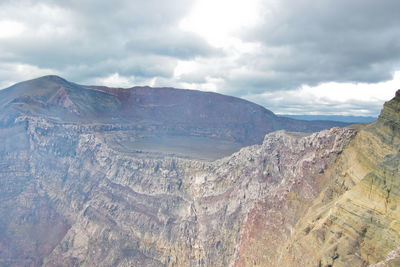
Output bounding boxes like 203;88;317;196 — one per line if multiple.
256;90;400;267
0;114;355;266
46;86;80;115
0;108;356;266
1;76;399;267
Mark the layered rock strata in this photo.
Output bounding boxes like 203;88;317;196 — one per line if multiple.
1;76;400;267
0;114;355;266
238;91;400;267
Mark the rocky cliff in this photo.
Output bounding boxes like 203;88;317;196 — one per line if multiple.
234;90;400;267
285;90;400;267
0;76;399;267
0;116;355;266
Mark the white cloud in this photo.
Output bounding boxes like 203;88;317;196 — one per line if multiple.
243;70;400;116
0;21;25;38
0;63;59;89
180;0;262;48
299;71;400;103
91;73;135;88
0;2;75;39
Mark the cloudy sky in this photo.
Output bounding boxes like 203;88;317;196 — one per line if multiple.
0;0;399;116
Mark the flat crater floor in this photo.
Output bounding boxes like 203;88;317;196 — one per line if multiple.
105;134;244;161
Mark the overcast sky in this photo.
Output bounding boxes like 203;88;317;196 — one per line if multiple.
0;0;399;116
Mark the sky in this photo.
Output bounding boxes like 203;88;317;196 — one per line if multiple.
0;0;399;116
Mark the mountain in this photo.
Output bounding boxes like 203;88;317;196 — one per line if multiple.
280;114;377;124
0;75;348;160
0;75;398;266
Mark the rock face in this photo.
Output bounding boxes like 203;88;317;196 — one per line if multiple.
235;90;400;267
0;76;399;267
278;91;400;267
0;116;355;266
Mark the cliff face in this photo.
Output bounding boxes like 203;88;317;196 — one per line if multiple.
0;115;355;266
243;90;400;267
0;76;399;267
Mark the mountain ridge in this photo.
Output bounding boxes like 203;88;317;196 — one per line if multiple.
0;75;350;158
1;76;398;266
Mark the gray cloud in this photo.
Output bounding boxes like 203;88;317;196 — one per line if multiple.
125;29;222;60
0;0;218;84
244;91;385;117
236;0;400;92
0;0;399;116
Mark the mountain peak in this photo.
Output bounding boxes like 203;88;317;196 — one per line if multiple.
18;75;71;87
35;74;67;81
378;89;400;125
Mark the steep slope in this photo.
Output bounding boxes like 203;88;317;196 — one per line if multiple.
234;90;400;267
0;115;355;266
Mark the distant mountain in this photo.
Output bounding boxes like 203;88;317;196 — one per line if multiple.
0;75;349;159
280;114;377;123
